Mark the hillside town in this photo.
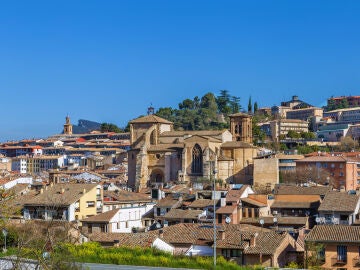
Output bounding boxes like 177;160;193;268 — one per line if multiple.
2;95;360;269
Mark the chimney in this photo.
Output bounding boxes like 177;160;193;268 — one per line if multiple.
250;233;258;247
40;188;44;194
159;229;164;239
219;229;225;240
83;188;86;194
61;188;65;194
220;193;226;207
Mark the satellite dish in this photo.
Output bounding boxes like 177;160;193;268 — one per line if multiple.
225;216;231;224
156;222;161;229
315;217;320;224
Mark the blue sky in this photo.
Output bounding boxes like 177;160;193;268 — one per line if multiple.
1;1;360;141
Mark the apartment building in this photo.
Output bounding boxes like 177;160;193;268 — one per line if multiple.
269;119;309;141
286;107;323;121
12;155;65;174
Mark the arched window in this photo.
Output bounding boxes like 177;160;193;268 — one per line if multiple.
191;144;203;174
235;125;239;134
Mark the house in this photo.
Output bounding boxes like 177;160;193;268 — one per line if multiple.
153;195;183;225
102;189;153;212
295;155;360;190
162;209;205;225
188;199;218;221
81;199;155;233
23;183;101;221
317;191;360;225
305;225;360;269
274;184;331;200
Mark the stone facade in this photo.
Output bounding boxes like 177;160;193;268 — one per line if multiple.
127;113;258;190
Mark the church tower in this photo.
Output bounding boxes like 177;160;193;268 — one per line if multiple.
63;115;73;135
229;113;252;143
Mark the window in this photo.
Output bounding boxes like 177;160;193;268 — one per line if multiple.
339;172;344;177
86;201;95;207
100;224;106;233
337;245;347;262
87;224;92;234
191;144;203;174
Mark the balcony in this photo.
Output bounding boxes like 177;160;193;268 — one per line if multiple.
331;256;347;266
353;256;360;267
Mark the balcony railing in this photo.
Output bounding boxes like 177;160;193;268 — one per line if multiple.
353;256;360;267
331;256;347;266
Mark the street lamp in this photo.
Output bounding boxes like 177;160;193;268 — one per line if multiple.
2;228;8;253
259;219;264;264
213;166;218;269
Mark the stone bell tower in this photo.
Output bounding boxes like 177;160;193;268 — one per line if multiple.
229;113;252;143
63;115;73;135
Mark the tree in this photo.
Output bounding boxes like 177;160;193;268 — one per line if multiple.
229;96;241;114
287;130;301;139
100;123;123;133
254;101;258;113
216;90;231;114
248;96;252;113
338;136;359;152
156;107;175;122
178;99;194;110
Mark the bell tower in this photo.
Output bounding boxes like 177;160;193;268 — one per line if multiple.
63;115;73;135
229;113;252;143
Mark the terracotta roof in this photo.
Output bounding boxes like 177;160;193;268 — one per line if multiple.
103;190;151;203
241;197;267;207
81;208;119;223
295;155;353;163
155;197;182;208
216;205;237;214
305;225;360;243
89;231;158;246
318;192;360;212
274;185;331;196
129;115;173;124
188;199;217;209
229;112;251;118
24;183;97;206
271;201;319;209
226;185;248;202
221;141;256;148
160;130;227;137
163;209;203;219
147;144;184;152
243;232;288;255
241;216;308;226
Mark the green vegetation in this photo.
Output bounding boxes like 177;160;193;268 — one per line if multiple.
100;123;123;133
61;242;253;270
156;90;243;131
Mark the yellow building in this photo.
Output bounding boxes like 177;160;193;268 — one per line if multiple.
23;183;102;221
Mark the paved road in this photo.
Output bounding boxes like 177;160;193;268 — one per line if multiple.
83;263;198;270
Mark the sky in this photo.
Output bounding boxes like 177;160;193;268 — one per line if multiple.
1;0;360;141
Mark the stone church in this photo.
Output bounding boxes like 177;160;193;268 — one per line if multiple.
127;112;258;191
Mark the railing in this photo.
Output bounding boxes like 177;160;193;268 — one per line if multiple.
331;256;347;266
353;256;360;267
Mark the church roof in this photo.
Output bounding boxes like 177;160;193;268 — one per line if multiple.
148;144;185;152
160;130;227;137
221;141;256;149
129;115;173;124
229;112;251;118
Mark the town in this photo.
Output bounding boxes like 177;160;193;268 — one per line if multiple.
1;94;360;269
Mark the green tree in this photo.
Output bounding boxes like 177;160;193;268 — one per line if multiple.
100;123;123;133
229;96;241;114
248;96;252;113
216;90;231;114
156;107;175;122
178;99;194;110
254;101;258;113
287;130;301;139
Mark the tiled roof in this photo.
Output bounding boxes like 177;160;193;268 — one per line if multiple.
241;197;267;207
305;225;360;243
160;130;227;137
241;216;308;226
221;141;256;149
163;209;203;219
129;115;173;124
188;199;217;209
229;112;251;117
148;144;184;152
89;231;158;246
274;185;331;196
318;192;360;212
81;208;119;223
226;185;248;202
295;155;351;163
271;201;319;209
103;190;152;203
24;183;97;206
216;205;237;214
155;197;182;208
243;232;288;255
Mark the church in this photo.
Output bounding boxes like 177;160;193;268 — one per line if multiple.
127;112;259;191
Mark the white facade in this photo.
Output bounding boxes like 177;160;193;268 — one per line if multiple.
0;176;33;189
152;238;175;254
185;245;213;256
